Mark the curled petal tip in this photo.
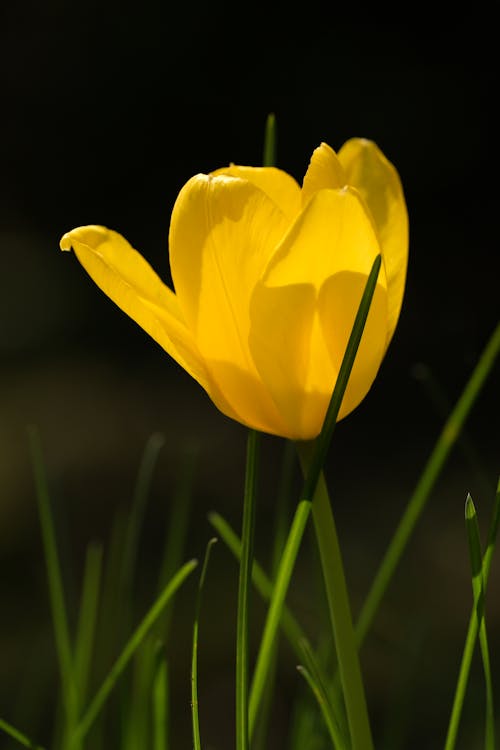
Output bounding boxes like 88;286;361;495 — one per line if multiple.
60;232;73;252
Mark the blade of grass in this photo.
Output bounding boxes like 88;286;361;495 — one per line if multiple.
153;653;169;750
121;433;166;610
74;541;103;707
262;112;277;167
444;482;500;750
297;637;347;749
249;498;312;735
297;665;344;750
236;429;260;750
411;364;494;500
124;637;158;750
356;320;500;648
156;445;198;638
27;426;79;746
464;495;495;750
249;257;381;745
0;718;44;750
72;558;198;744
192;537;218;750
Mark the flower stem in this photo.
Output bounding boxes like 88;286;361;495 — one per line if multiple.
236;430;260;750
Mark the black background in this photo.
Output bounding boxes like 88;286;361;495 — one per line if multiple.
1;5;499;749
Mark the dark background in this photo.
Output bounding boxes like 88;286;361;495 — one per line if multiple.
1;5;498;749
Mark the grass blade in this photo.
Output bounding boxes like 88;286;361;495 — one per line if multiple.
156;445;198;637
236;430;260;750
72;558;198;744
192;537;218;750
356;320;500;648
27;426;79;744
296;665;344;750
297;637;347;749
262;112;277;167
153;653;169;750
464;495;495;750
0;718;44;750
121;433;166;607
249;499;312;736
444;482;500;749
74;542;103;707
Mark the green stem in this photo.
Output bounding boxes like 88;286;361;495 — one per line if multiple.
356;320;500;648
300;450;373;750
236;430;260;750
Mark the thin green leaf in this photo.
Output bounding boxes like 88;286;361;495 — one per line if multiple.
445;484;500;750
236;430;260;750
297;638;347;749
124;637;158;750
0;718;44;750
445;479;500;748
27;426;79;744
464;496;495;750
121;433;166;606
192;537;218;750
157;445;198;638
153;653;169;750
249;499;312;736
74;542;103;707
357;320;500;648
262;112;277;167
296;665;345;750
72;558;198;744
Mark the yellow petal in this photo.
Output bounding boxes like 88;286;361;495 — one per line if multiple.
338;138;409;347
210;164;301;221
249;187;388;438
59;225;216;400
249;282;333;439
301;142;347;207
169;175;291;435
318;271;387;420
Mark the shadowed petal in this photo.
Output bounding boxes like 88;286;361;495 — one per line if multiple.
318;271;388;420
248;187;388;438
338;138;409;347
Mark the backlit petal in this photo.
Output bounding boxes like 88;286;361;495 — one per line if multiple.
301;142;347;207
59;225;221;404
169;174;290;435
318;271;387;420
249;282;334;439
338;138;409;347
249;187;388;438
211;164;301;221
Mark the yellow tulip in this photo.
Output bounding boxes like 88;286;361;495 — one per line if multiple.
60;139;408;440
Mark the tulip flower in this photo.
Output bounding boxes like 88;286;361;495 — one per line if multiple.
60;139;408;440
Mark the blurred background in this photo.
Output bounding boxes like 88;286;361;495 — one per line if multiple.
1;5;498;749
